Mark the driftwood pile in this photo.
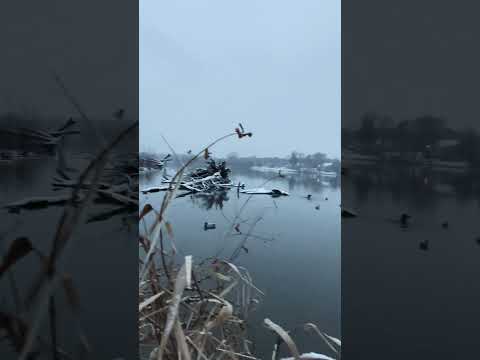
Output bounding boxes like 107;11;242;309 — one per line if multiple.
142;159;239;195
0;118;79;155
4;152;139;224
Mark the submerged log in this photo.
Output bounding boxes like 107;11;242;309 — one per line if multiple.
87;205;133;223
240;188;289;196
4;195;82;213
341;206;357;218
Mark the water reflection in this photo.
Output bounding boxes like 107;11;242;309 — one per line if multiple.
346;165;480;211
232;166;340;193
343;165;480;360
0;157;52;196
189;190;230;210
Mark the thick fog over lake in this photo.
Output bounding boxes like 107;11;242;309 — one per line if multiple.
140;0;340;158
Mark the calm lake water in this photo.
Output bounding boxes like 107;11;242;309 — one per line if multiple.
342;165;480;359
0;156;137;359
140;167;341;357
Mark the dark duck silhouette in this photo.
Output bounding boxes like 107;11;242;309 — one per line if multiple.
419;239;429;251
400;213;411;227
113;108;124;119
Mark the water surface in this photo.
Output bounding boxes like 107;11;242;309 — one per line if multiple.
342;165;480;359
140;167;341;357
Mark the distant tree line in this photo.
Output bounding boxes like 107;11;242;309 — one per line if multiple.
343;112;480;166
287;151;340;172
221;151;340;172
224;153;288;169
141;150;340;172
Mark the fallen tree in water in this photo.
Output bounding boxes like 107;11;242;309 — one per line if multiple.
4;195;82;212
141;158;244;195
0;117;79;155
4;152;139;221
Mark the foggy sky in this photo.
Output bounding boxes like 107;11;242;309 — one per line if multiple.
0;1;137;122
140;0;340;158
343;0;480;130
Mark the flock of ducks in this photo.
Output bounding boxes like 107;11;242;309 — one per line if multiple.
304;193;330;211
398;213;476;251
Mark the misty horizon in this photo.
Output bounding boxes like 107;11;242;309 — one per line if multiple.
140;147;340;161
140;0;340;159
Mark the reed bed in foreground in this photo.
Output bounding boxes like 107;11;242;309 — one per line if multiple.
139;127;341;360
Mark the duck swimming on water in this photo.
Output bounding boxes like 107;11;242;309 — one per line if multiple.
400;213;411;226
419;239;429;251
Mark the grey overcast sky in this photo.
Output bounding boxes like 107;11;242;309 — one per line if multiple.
140;0;340;158
343;0;480;130
0;1;137;121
